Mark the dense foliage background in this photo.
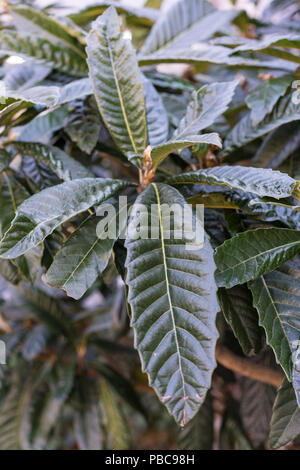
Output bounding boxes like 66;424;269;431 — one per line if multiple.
0;0;300;450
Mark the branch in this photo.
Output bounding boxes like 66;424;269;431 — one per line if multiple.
215;344;284;388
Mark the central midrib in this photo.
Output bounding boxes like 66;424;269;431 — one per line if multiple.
152;183;187;406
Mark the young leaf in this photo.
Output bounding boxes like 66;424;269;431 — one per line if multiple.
151;133;221;169
86;7;147;163
173;81;238;140
270;379;300;448
12;142;92;180
0;178;131;259
168;165;297;199
215;228;300;288
125;183;219;425
249;261;300;401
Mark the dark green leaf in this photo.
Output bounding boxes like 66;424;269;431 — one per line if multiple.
12;141;92;180
18;106;69;142
0;178;131;259
86;7;147;163
245;75;292;125
125;183;219;425
45;207;125;299
140;0;235;55
215;228;300;288
240;351;277;447
143;76;169;147
253;122;300;169
65;98;101;154
169;165;297;199
222;94;300;156
11;5;86;57
0;31;87;76
249;260;300;401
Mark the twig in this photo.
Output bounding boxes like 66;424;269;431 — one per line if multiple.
215;344;284;388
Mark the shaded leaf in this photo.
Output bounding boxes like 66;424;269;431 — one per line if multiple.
12;141;92;180
70;2;158;28
74;377;102;450
65;98;101;154
223;94;300;156
0;148;13;172
21;325;51;361
253;122;300;168
18;106;69;142
4;61;50;92
100;378;130;450
270;378;300;448
45;207;125;299
178;392;214;449
218;286;262;355
249;260;300;402
240;351;277;447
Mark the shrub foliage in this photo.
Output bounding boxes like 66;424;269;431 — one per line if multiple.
0;0;300;450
